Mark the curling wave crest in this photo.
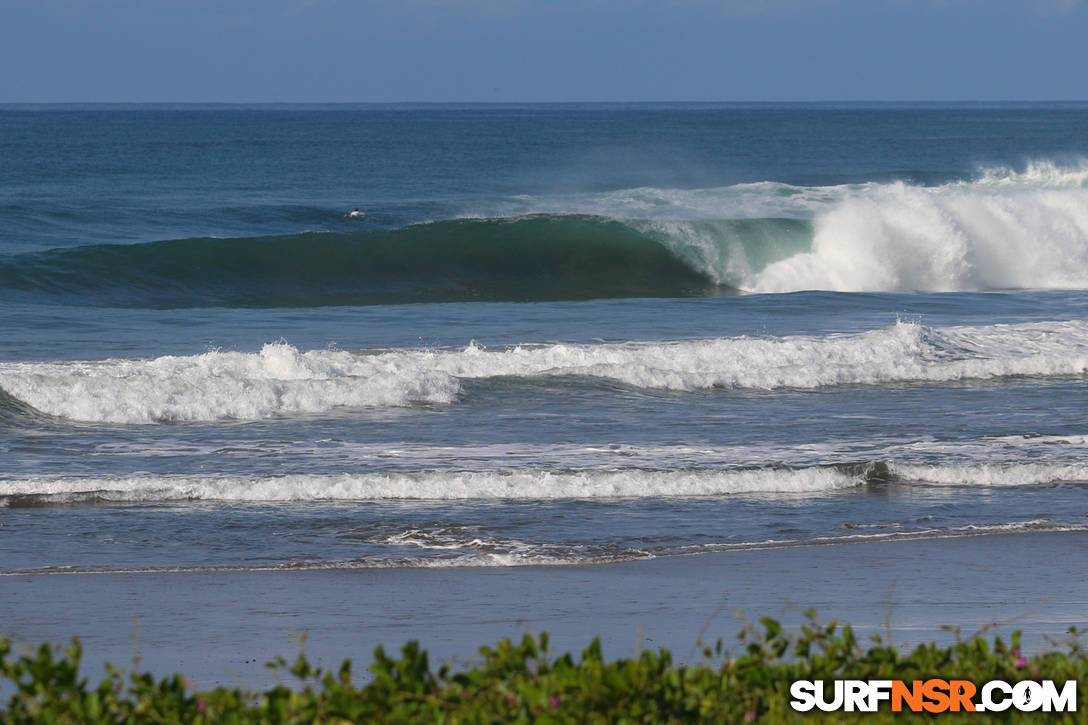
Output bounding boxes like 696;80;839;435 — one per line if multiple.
6;161;1088;307
459;161;1088;293
2;320;1087;423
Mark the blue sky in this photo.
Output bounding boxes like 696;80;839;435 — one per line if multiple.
3;0;1086;102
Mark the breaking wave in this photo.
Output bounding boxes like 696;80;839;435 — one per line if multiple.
4;161;1088;306
747;161;1088;293
1;460;1085;507
1;320;1087;423
0;467;866;505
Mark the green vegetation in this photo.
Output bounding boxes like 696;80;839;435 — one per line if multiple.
2;612;1085;723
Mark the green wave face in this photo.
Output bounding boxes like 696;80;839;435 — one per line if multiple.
1;215;738;308
632;217;814;285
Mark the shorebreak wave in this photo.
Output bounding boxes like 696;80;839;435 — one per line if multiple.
1;320;1086;423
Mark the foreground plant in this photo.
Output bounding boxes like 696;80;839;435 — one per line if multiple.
2;611;1085;723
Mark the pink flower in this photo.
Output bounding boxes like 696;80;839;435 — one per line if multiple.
197;699;206;713
506;694;516;704
549;694;561;708
745;711;757;722
1011;648;1020;657
1016;657;1027;668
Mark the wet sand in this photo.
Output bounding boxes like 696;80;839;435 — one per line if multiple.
2;531;1086;690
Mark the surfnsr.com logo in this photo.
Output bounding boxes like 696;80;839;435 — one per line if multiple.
790;679;1077;713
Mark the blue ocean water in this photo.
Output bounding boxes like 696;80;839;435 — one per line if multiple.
1;103;1087;574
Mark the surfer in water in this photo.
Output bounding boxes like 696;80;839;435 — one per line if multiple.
344;208;365;219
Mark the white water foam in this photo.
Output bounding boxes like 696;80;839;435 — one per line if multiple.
0;468;862;503
3;460;1086;505
746;161;1088;292
888;462;1088;486
2;320;1087;423
0;344;459;423
373;528;647;566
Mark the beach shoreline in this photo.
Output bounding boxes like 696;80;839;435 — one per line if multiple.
3;530;1084;690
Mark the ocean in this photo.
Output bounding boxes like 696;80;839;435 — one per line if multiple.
2;102;1087;584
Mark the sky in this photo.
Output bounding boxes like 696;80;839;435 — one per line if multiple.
2;0;1087;102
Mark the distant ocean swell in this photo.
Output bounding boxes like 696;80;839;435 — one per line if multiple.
4;163;1088;307
2;320;1086;424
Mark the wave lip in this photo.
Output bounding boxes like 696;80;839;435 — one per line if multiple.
2;320;1087;424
